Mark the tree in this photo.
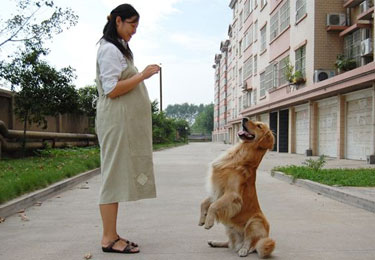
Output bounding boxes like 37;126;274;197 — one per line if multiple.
191;104;214;134
165;103;205;125
151;100;190;143
0;44;79;149
77;84;98;118
0;0;78;49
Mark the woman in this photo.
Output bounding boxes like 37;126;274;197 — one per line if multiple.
96;4;160;254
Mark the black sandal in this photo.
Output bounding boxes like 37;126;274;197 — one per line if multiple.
118;235;138;248
102;238;140;254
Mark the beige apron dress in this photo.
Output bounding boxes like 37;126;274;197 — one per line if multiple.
95;58;157;204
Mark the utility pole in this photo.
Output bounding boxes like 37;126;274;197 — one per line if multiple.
159;64;163;112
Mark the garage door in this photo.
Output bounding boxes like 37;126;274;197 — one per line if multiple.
295;106;309;155
318;98;337;157
346;91;372;160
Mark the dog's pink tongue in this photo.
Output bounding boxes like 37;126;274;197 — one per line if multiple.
238;130;246;136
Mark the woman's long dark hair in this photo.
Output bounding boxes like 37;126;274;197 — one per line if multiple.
101;4;139;61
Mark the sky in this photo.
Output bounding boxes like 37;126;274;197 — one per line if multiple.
1;0;232;109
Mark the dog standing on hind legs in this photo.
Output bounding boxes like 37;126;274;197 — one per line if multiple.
199;118;275;258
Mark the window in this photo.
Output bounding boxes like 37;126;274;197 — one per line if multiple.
296;0;306;21
243;56;253;79
239;68;243;85
295;45;306;76
254;55;258;74
270;12;279;41
261;0;267;8
260;25;267;52
278;56;289;86
239;40;242;55
260;72;266;96
270;0;290;42
253;88;257;105
344;30;361;66
279;0;290;31
259;65;275;97
264;64;273;91
254;20;258;41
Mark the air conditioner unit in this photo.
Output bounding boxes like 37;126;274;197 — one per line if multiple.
326;13;346;26
361;38;373;56
313;70;335;83
360;0;374;13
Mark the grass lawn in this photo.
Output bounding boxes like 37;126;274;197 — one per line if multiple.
0;147;100;204
0;142;188;205
272;165;375;187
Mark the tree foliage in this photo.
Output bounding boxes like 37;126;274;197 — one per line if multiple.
77;84;98;118
152;100;190;143
0;0;78;49
165;103;205;125
191;103;214;134
0;45;79;129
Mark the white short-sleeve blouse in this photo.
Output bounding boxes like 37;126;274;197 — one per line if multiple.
97;39;128;95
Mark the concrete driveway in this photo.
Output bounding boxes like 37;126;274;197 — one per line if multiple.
0;142;374;260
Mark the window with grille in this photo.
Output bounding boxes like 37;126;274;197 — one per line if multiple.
260;72;266;97
261;0;267;8
252;89;257;105
244;0;250;17
254;55;257;74
264;64;273;92
260;25;267;52
278;56;289;86
296;0;306;21
243;56;253;79
270;12;279;41
239;68;243;86
295;45;306;76
344;31;362;66
280;0;290;31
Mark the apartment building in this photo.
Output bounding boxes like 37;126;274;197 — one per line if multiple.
212;0;375;161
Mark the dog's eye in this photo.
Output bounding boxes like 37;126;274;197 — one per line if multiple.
257;124;262;129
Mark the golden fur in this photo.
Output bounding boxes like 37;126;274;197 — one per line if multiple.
199;119;275;258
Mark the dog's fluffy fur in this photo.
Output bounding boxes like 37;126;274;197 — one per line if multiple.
199;118;275;258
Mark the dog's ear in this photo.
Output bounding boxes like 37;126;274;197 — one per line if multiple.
259;131;275;150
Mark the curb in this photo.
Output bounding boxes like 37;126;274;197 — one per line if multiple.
0;168;100;218
271;171;375;214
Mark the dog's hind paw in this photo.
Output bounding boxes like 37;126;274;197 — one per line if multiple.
238;248;248;257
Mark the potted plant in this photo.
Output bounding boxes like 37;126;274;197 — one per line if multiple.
292;70;306;84
285;62;295;83
285;62;306;85
335;54;357;73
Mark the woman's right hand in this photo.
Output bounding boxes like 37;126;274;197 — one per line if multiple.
141;64;160;80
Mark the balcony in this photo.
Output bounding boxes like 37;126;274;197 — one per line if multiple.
357;6;374;20
326;25;348;32
343;0;365;8
339;22;372;37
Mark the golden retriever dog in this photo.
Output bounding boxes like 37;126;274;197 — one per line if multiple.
199;118;275;258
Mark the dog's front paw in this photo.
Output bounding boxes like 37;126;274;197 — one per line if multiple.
238;248;248;257
198;214;206;226
204;218;214;229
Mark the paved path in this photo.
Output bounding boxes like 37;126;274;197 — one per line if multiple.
1;143;375;260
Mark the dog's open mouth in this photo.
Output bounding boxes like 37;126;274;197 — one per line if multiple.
238;123;255;140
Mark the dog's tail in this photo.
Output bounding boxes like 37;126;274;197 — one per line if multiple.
255;237;275;258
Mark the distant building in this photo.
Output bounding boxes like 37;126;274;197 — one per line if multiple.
212;0;375;161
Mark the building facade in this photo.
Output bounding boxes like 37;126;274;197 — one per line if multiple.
212;0;375;161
